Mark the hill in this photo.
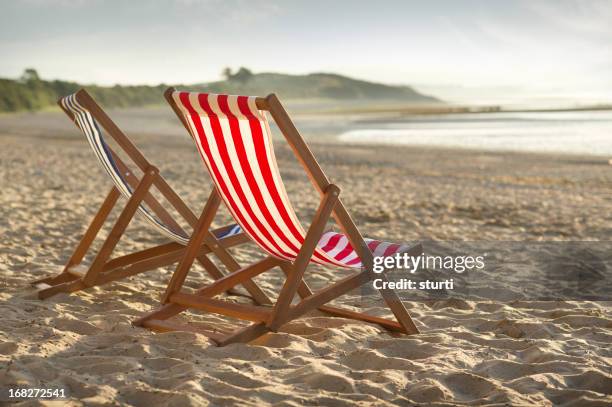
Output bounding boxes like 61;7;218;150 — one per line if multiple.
202;68;440;102
0;68;441;113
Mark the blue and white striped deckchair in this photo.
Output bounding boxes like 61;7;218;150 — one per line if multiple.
32;89;269;305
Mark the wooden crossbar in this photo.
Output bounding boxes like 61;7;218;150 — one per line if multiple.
103;242;183;271
133;256;279;327
170;293;272;322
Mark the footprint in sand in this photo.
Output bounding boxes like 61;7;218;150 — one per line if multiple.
52;317;101;335
442;372;500;401
286;364;355;394
564;370;612;395
140;357;190;372
62;356;139;375
404;379;453;403
211;370;271;389
0;341;19;355
342;348;417;371
373;338;443;360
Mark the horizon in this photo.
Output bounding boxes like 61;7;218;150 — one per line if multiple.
1;0;611;105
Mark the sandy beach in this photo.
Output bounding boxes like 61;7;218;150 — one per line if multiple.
1;112;611;406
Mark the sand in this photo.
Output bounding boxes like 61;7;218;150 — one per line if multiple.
1;111;611;406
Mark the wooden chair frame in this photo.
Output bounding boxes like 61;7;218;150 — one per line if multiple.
32;89;271;305
133;89;421;345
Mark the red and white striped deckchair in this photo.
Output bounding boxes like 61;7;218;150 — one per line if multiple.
32;89;269;304
134;88;421;345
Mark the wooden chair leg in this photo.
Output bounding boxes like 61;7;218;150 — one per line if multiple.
32;186;120;288
375;275;420;334
32;272;79;287
270;243;422;336
82;167;159;286
279;263;405;332
162;188;272;305
162;189;221;303
37;280;87;300
217;322;270;347
333;197;421;334
267;185;339;331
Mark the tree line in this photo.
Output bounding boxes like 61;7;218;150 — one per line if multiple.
0;69;169;112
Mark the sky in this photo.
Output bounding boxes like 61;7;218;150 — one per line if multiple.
1;0;611;104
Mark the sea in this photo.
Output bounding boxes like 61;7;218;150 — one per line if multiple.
337;110;612;156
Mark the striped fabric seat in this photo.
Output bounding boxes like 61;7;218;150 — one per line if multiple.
171;92;411;268
216;223;242;240
317;231;411;268
59;93;241;245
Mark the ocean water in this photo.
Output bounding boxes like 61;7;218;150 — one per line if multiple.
338;110;612;156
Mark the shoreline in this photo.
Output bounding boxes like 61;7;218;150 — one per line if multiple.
2;100;611;116
2;116;612;161
3;130;612;169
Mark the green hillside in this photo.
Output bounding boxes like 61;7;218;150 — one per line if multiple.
203;68;440;102
0;68;441;113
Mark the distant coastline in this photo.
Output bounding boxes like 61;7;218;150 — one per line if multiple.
3;68;609;118
312;103;612;117
0;68;440;113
